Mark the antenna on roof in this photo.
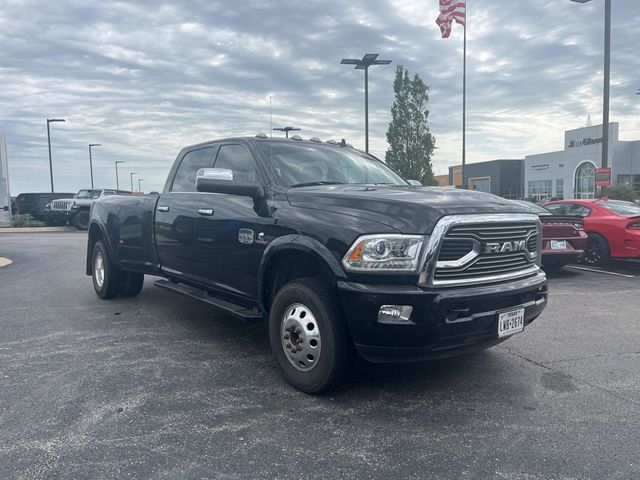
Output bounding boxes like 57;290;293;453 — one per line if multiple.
269;95;273;138
586;113;592;127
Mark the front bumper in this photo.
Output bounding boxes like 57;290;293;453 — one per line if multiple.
337;271;547;363
44;210;69;223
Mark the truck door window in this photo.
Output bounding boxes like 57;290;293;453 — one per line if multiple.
213;145;258;183
171;147;215;192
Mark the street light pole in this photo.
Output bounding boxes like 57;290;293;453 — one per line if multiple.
138;178;144;192
340;54;392;153
114;161;124;190
130;172;137;192
88;144;101;189
273;126;301;138
571;0;611;195
46;118;66;192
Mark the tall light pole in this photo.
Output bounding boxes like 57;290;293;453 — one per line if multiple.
88;144;101;189
138;178;144;192
46;118;65;192
571;0;611;195
340;54;392;153
114;161;124;190
130;172;137;192
273;126;301;138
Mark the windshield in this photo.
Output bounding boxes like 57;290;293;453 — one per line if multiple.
598;199;640;215
75;189;101;199
257;142;408;188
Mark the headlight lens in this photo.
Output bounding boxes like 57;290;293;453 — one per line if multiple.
342;234;426;272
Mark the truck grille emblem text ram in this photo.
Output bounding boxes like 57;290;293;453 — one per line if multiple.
484;240;526;254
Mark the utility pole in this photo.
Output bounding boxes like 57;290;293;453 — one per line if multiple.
115;161;124;190
130;172;137;192
138;178;144;192
273;127;301;138
340;54;392;153
46;118;66;192
88;144;101;189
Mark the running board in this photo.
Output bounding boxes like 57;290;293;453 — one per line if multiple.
154;279;263;321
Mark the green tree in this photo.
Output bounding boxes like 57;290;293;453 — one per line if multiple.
602;184;638;202
385;65;437;185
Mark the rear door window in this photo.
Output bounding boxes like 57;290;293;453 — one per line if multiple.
171;147;216;192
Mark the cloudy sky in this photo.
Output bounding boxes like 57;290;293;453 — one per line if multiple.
1;0;639;194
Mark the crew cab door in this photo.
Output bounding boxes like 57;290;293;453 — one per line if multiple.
193;143;262;299
154;145;217;280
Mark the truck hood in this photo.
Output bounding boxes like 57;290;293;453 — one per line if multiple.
286;185;532;234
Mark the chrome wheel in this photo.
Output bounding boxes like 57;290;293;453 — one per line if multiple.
94;251;105;288
280;303;321;372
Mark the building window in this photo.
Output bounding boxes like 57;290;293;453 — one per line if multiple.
617;174;640;194
528;180;552;202
556;179;564;199
469;177;491;193
503;188;519;199
574;161;596;199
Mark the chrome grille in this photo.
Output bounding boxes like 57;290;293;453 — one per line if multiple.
433;220;539;285
51;200;72;210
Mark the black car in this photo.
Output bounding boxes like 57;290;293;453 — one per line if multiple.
85;136;548;393
14;192;75;221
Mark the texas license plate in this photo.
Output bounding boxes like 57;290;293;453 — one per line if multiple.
550;240;567;250
497;308;525;338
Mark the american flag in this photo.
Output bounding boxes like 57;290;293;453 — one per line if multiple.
435;0;466;38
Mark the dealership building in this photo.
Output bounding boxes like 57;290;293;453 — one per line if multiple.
524;123;640;202
446;123;640;202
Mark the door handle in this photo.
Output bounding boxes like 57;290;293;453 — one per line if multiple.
157;206;169;212
198;208;214;216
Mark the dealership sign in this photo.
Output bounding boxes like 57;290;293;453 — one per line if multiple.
595;167;612;187
568;137;603;148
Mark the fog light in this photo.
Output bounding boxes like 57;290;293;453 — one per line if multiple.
378;305;414;324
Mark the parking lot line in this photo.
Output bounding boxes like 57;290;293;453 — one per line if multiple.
565;265;636;278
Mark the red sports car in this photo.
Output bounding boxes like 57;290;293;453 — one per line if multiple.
512;201;588;270
544;199;640;266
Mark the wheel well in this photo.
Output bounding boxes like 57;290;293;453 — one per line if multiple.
262;250;335;311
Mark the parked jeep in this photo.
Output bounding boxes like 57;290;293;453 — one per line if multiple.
46;189;132;229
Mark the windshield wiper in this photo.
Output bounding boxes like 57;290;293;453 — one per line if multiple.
289;181;345;188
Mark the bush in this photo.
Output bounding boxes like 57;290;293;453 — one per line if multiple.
604;184;638;203
11;214;46;228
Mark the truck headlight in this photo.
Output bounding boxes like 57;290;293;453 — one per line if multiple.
342;235;426;272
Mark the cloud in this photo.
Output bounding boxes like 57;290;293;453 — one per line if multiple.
0;0;639;193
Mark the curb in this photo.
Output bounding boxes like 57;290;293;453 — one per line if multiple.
0;227;78;233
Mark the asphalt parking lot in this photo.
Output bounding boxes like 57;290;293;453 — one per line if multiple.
1;232;639;480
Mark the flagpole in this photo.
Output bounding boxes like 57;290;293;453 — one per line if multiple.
462;3;466;189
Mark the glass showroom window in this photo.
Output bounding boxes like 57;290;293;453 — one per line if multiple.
556;179;564;198
528;180;552;202
574;162;596;199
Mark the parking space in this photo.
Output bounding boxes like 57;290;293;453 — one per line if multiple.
1;232;639;479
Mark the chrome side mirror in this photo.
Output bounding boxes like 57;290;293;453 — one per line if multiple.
196;168;260;197
196;168;233;184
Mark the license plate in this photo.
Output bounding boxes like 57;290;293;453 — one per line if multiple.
497;308;525;338
550;240;567;250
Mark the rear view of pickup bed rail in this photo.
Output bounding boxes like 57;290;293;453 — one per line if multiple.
86;135;547;393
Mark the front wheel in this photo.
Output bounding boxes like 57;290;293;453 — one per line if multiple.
268;277;354;394
72;210;90;230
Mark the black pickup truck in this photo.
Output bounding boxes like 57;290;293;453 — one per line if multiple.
87;136;548;393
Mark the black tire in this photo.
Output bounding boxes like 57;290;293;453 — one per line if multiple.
72;210;90;230
268;277;354;394
581;233;610;266
120;271;144;297
91;240;121;299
